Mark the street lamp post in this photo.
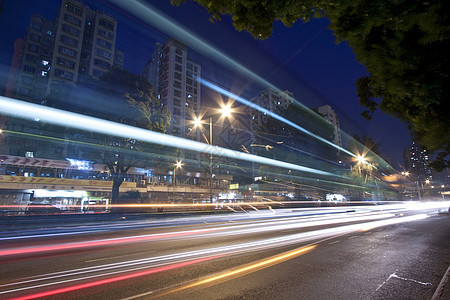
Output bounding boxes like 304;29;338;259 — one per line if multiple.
193;104;233;204
173;161;182;186
401;171;409;194
209;116;213;204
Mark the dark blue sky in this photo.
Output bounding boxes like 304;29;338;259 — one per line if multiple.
0;0;411;168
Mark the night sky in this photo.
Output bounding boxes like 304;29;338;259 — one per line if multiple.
0;0;411;168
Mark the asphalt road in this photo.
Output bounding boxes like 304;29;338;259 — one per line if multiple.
0;202;449;299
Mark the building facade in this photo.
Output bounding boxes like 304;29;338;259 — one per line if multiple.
142;39;201;140
50;0;119;85
403;141;433;182
250;88;293;129
6;0;122;102
316;105;342;147
13;14;56;103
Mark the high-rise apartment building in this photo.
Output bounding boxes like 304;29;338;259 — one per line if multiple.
12;14;56;103
316;105;342;147
142;39;201;140
6;0;122;102
49;0;86;85
50;0;118;85
403;141;433;182
2;0;122;158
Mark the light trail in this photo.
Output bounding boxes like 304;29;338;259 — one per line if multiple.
106;0;383;168
0;209;386;256
0;96;338;178
0;228;218;257
7;256;220;300
0;230;108;241
198;77;357;158
162;245;317;297
0;212;430;298
0;200;406;212
107;0;347;156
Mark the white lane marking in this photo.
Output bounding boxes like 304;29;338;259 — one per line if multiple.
376;271;432;291
377;272;397;291
328;240;341;245
391;273;432;286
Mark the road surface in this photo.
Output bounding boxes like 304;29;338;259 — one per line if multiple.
0;202;449;299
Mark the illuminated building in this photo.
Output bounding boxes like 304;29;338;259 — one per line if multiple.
141;38;201;141
6;0;123;101
403;141;433;182
12;14;56;103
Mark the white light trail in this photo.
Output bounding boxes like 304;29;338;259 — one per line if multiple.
0;212;429;296
198;77;357;158
0;96;337;177
107;0;358;160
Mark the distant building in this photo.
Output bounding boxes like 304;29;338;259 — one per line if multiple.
6;0;123;102
403;141;433;182
141;38;201;140
141;42;162;93
51;0;119;85
113;49;124;70
12;14;56;103
315;105;342;147
2;0;123;158
250;88;293;129
5;39;25;98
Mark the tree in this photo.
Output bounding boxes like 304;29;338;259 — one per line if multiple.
92;68;171;207
172;0;450;169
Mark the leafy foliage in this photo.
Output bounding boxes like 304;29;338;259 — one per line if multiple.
174;0;450;169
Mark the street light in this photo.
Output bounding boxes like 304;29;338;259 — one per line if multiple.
173;160;182;186
192;103;233;203
401;171;410;195
356;155;366;164
220;104;232;118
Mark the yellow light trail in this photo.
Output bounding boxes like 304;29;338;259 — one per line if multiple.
159;245;316;297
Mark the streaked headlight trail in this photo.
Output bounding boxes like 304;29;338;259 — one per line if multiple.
0;96;337;178
0;206;434;299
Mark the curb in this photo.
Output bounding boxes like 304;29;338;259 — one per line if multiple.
432;265;450;300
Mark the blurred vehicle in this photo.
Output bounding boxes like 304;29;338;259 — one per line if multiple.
25;202;61;215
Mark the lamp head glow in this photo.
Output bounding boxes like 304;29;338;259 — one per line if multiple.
356;155;366;164
176;161;183;168
425;179;430;184
220;104;232;118
193;116;203;128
